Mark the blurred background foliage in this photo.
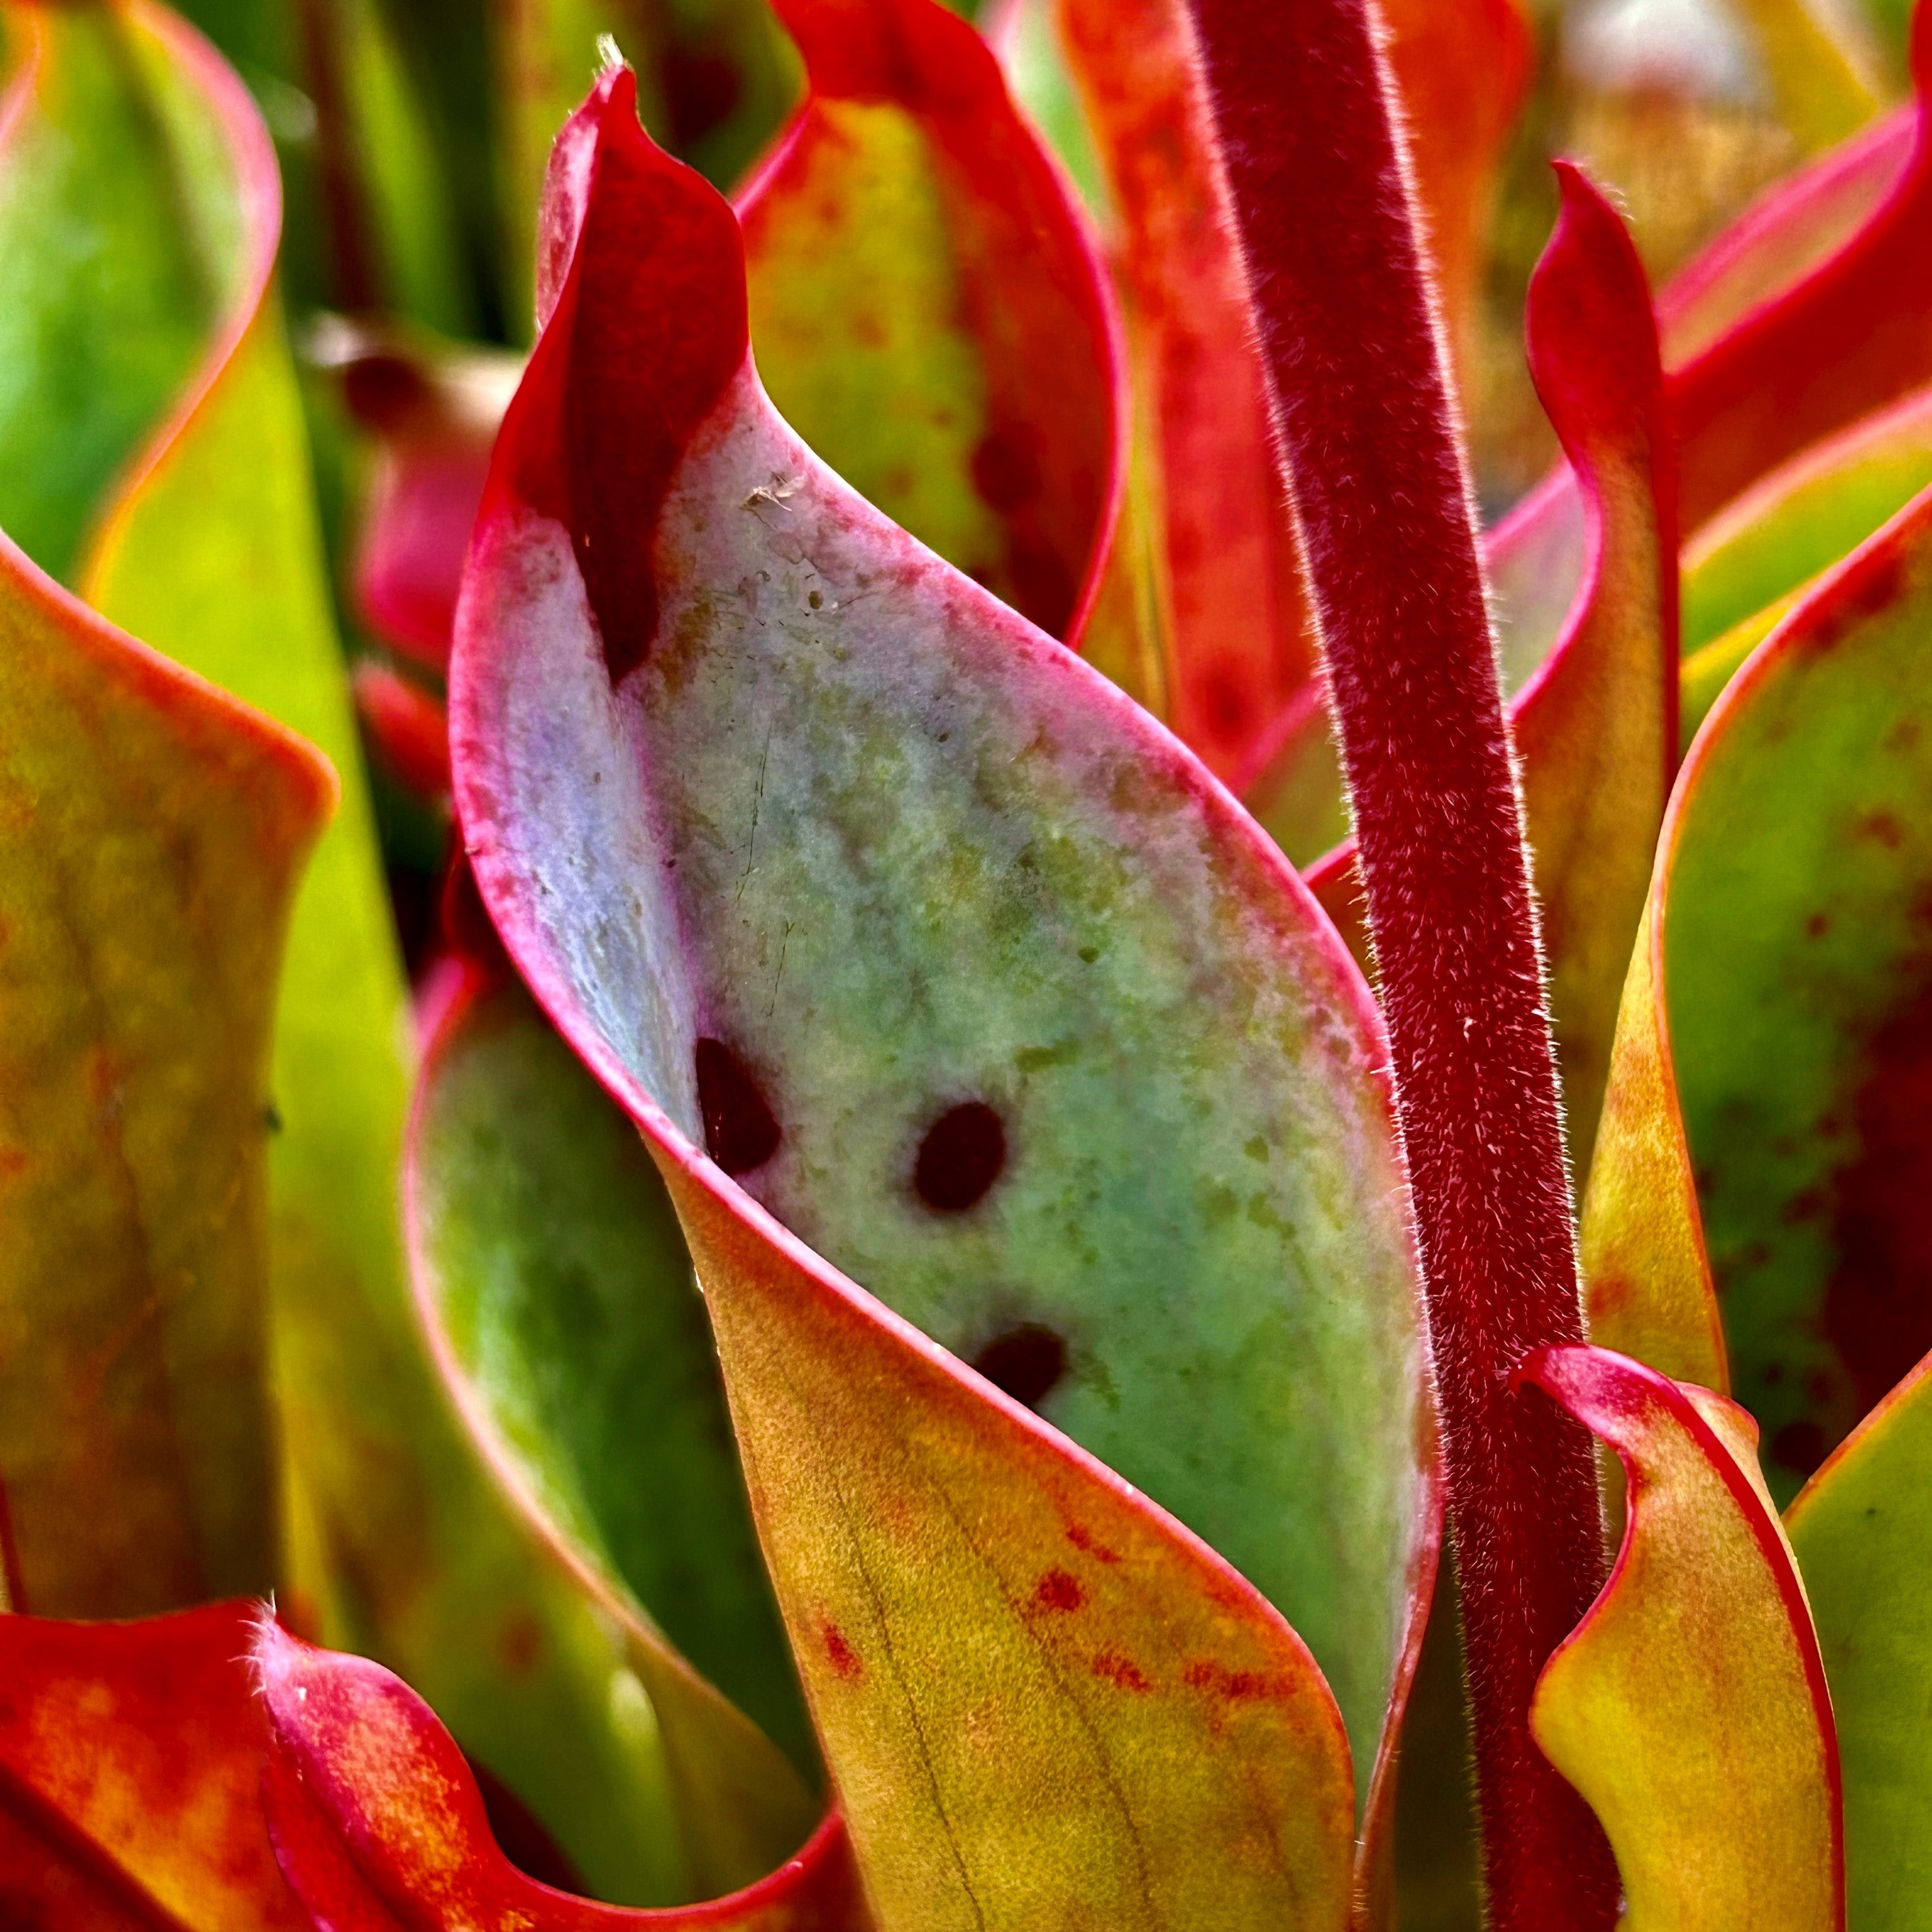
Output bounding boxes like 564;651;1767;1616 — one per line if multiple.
3;0;1901;940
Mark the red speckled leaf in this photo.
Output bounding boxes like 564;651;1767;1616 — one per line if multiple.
1308;166;1676;1180
451;65;1431;1924
0;525;332;1618
254;1622;866;1931
0;1602;307;1930
1582;478;1932;1502
738;0;1123;646
1523;1347;1843;1931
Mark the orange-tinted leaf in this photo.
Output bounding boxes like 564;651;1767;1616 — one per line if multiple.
0;1600;307;1929
1053;0;1317;779
1523;1346;1843;1931
1376;0;1530;388
0;532;332;1617
254;1621;866;1931
656;1160;1360;1930
740;0;1122;646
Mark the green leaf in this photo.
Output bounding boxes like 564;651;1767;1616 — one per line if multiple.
0;3;234;582
1788;1351;1932;1932
0;1;719;1897
1678;382;1932;743
0;532;330;1619
1524;1347;1842;1932
452;65;1434;1841
1583;478;1932;1502
410;963;823;1885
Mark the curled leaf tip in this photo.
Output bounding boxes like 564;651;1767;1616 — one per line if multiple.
1522;1344;1844;1932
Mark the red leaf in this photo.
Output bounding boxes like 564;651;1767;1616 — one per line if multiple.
254;1623;867;1930
0;1602;307;1930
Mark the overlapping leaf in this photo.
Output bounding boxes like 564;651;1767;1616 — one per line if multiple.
0;530;330;1618
0;1602;308;1928
0;0;714;1896
1582;479;1932;1497
1492;12;1932;691
408;959;824;1886
1524;1346;1843;1931
254;1622;866;1931
451;66;1434;1915
739;0;1122;645
1678;382;1932;744
1788;1351;1932;1932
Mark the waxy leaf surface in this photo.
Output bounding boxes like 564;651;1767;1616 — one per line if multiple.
1524;1347;1842;1932
254;1622;868;1932
0;1;707;1894
654;1156;1361;1931
0;1603;307;1929
1310;166;1675;1182
1788;1351;1932;1932
1584;480;1932;1500
452;62;1432;1871
0;533;329;1618
739;0;1120;647
409;962;824;1878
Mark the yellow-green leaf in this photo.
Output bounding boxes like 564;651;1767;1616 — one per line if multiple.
1524;1345;1843;1932
0;533;330;1618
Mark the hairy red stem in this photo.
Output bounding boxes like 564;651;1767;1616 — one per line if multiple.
1181;2;1619;1922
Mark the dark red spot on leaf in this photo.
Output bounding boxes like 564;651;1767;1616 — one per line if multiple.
1805;913;1830;939
1032;1567;1084;1612
822;1622;862;1680
1065;1522;1121;1564
914;1100;1006;1211
1824;975;1932;1422
1092;1652;1152;1692
1183;1659;1291;1703
500;1613;542;1676
970;1323;1067;1409
1859;810;1906;849
696;1038;781;1174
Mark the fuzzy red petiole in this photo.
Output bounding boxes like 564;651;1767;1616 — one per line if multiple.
1181;1;1620;1923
